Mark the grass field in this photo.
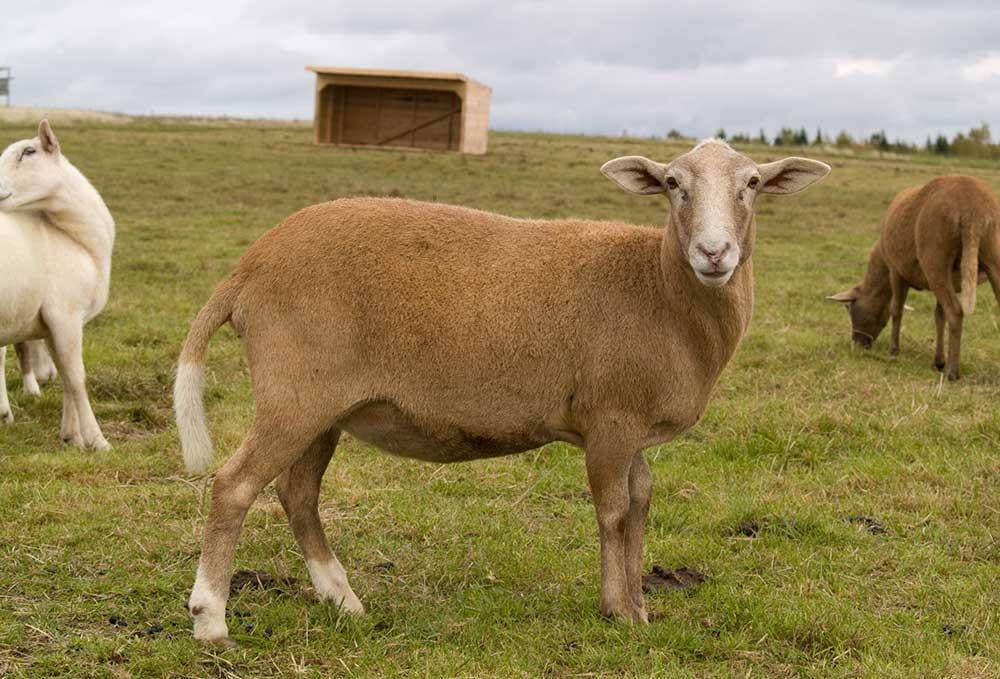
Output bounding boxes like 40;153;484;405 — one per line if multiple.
2;120;1000;678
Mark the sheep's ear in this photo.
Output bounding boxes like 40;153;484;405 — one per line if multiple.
758;157;830;194
38;119;60;155
601;156;668;195
826;288;858;303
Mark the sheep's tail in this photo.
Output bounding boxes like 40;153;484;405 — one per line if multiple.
174;276;240;475
959;220;981;316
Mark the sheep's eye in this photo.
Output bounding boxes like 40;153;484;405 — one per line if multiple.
665;176;679;190
21;147;36;159
747;176;760;189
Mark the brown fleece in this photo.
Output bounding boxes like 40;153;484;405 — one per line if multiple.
831;175;1000;380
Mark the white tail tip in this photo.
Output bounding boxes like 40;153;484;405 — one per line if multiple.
174;362;214;475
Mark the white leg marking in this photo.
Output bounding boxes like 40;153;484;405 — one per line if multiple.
189;564;229;641
307;557;364;614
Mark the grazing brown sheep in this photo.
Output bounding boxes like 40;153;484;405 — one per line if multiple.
829;175;1000;380
175;139;830;642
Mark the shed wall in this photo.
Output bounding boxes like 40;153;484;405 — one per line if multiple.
310;70;490;154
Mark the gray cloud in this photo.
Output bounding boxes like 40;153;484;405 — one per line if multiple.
2;1;999;142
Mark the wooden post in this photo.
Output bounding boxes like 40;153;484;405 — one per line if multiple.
336;87;345;144
410;91;418;148
447;93;455;151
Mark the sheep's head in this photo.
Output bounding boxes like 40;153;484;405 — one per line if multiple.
0;120;63;211
827;286;889;348
602;140;830;288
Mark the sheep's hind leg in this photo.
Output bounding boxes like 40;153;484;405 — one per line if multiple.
15;343;41;397
275;428;364;614
189;416;321;643
927;279;963;380
933;303;946;371
31;341;57;384
0;347;12;424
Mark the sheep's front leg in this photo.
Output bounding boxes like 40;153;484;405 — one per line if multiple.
888;273;908;357
0;347;12;424
44;320;109;450
585;427;646;623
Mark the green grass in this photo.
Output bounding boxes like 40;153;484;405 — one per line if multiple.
2;121;1000;677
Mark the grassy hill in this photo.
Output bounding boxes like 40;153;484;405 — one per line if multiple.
1;122;1000;677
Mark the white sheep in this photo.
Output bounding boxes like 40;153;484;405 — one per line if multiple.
0;121;114;449
175;139;829;642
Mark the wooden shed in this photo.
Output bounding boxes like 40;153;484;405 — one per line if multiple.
307;66;491;154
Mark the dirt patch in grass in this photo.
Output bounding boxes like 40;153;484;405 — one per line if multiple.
229;569;298;594
642;565;706;593
848;515;888;535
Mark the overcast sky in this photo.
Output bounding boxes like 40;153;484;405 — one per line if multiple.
3;1;1000;143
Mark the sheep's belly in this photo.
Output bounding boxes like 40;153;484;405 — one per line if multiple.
340;401;550;463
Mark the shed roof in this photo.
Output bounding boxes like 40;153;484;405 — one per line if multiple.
306;66;490;90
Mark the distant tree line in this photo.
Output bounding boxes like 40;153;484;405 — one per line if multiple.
669;123;1000;159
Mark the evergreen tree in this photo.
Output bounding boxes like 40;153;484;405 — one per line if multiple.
715;128;727;140
869;130;890;152
813;128;823;145
835;131;854;148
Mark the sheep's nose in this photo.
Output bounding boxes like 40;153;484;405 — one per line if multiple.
697;242;731;265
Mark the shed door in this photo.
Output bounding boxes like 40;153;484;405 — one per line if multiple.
330;85;461;151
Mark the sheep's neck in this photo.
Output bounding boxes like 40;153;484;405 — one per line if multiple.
659;219;754;354
860;245;893;312
41;160;115;285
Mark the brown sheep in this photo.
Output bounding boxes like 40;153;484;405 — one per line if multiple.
174;139;830;642
828;175;1000;380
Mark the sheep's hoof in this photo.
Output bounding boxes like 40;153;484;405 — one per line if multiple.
62;432;85;448
933;361;945;372
634;605;649;624
601;602;649;625
947;371;960;381
85;436;111;452
193;630;236;647
191;611;232;646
